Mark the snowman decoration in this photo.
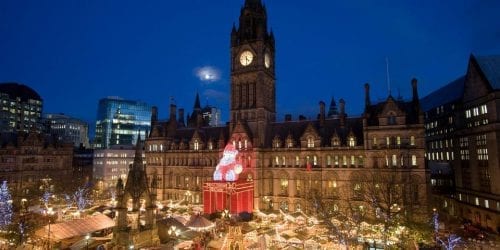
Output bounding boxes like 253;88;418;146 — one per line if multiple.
213;144;243;181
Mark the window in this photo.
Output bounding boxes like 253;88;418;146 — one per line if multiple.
280;179;288;194
334;155;339;167
342;155;347;166
473;107;479;116
313;156;318;165
388;116;396;125
327;155;332;166
465;109;471;118
373;137;377;146
480;104;488;114
295;156;300;166
275;156;279;166
476;134;487;146
392;155;397;166
386;137;390;146
475;197;480;206
348;137;356;147
477;148;488;160
307;137;315;148
194;140;199;151
208;142;213;150
244;139;248;149
411;155;417;166
282;156;286;166
397;136;401;146
485;200;489;208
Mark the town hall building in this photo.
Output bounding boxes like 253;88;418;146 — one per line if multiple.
145;0;430;222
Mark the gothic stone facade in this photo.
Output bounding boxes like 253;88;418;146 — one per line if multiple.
0;130;73;203
145;0;430;221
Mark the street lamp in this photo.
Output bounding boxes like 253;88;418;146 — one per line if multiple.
85;234;90;250
45;207;55;249
129;244;134;250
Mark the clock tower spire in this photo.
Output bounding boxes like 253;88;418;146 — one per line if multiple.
230;0;275;147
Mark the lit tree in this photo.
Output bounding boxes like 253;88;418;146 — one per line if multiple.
41;190;52;209
63;194;73;208
0;181;13;230
310;189;364;249
438;234;462;250
74;186;90;212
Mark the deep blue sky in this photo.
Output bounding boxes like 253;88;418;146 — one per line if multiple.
1;0;499;135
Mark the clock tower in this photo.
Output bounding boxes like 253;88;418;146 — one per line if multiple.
230;0;276;146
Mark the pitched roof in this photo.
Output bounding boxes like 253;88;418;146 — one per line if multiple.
35;214;115;241
420;76;465;112
474;55;500;90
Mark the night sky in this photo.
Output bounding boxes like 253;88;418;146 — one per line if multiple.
1;0;499;137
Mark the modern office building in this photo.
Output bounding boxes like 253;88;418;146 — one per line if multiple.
422;54;500;232
43;113;90;148
0;83;43;133
93;144;145;191
145;0;430;224
93;97;151;149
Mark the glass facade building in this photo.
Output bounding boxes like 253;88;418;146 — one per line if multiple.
93;97;151;149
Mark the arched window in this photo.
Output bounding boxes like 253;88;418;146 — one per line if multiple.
194;140;199;151
412;155;417;166
410;136;415;146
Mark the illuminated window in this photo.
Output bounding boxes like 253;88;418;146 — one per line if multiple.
208;142;213;150
412;155;417;166
313;156;318;165
397;136;401;146
194;140;199;151
295;156;300;166
373;137;377;146
334;155;339;167
465;109;471;118
348;137;356;147
485;200;489;208
480;104;488;114
351;155;355;165
473;107;479;116
307;137;314;148
275;156;279;166
475;197;479;206
282;156;286;166
386;137;390;146
327;155;332;166
280;179;288;193
244;139;248;149
342;155;347;166
392;155;397;166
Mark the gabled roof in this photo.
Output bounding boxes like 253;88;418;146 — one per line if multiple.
265;117;364;148
474;55;500;90
420;76;465;112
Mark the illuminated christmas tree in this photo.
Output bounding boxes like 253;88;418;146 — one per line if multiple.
0;181;13;230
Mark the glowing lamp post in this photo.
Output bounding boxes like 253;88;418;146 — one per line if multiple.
45;207;55;249
85;234;90;250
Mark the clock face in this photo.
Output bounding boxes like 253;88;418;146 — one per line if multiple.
240;50;253;66
264;53;271;68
